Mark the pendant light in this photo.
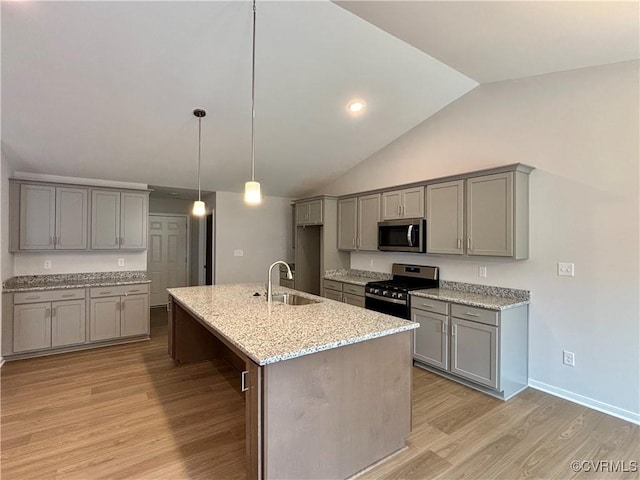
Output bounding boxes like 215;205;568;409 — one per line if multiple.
192;108;207;216
244;0;262;205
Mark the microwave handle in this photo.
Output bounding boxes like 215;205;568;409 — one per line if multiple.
407;225;414;247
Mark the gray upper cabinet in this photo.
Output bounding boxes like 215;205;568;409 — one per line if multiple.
11;180;147;252
120;192;148;249
337;198;357;250
466;171;526;258
296;199;323;226
18;184;88;251
55;187;88;250
358;194;381;251
91;190;148;250
426;180;464;255
91;190;121;249
425;168;531;259
381;187;424;220
337;194;380;251
19;184;56;250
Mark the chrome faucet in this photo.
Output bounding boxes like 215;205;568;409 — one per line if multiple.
267;261;293;303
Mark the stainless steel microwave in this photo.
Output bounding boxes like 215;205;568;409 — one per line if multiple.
378;218;426;253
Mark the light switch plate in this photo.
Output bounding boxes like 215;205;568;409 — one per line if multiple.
479;266;487;278
118;258;125;267
558;262;575;277
234;249;244;257
44;260;52;270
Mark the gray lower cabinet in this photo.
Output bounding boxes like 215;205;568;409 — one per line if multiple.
13;302;52;352
450;317;498;389
12;290;86;353
412;298;527;399
90;285;150;341
51;299;86;347
412;309;448;370
323;280;366;307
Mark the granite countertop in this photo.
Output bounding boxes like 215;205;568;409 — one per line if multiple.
323;269;392;286
168;283;418;366
411;288;530;311
3;271;151;293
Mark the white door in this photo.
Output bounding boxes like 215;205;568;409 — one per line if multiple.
148;215;188;307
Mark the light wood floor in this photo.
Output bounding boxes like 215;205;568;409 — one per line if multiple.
1;308;638;480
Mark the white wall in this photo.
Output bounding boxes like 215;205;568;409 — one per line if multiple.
312;61;640;422
215;191;293;284
1;150;15;281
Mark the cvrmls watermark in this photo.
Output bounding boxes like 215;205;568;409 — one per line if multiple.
570;460;638;473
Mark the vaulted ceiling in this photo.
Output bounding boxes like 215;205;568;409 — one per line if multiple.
2;1;637;198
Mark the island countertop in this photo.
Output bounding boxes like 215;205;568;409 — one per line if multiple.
167;283;418;366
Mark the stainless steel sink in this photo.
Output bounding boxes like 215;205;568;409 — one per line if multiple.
271;293;320;306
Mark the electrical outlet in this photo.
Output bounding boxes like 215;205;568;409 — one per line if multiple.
118;258;125;267
479;266;487;278
44;260;52;270
558;262;575;277
234;249;244;257
563;350;575;367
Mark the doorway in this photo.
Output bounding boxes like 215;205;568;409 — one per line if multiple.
148;214;189;306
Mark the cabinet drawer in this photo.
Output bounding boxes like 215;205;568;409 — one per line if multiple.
14;288;85;304
342;283;364;296
451;304;498;326
411;297;448;315
323;279;343;292
323;288;343;302
90;284;149;298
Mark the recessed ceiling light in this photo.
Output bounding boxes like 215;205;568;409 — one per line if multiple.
347;100;365;113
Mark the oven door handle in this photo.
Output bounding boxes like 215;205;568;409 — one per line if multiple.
365;293;407;305
407;225;414;247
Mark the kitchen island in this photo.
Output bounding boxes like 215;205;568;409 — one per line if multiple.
167;283;418;480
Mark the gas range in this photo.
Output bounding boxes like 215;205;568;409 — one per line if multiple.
365;264;439;318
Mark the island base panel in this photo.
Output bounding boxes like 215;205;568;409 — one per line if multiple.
170;302;222;365
262;331;412;479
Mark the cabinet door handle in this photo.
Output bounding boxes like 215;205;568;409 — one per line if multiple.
61;293;75;298
167;301;172;312
52;307;57;317
25;295;40;300
352;238;355;247
121;301;125;311
45;308;51;318
467;238;472;250
464;312;480;317
49;236;54;246
100;291;112;295
129;289;140;293
53;236;57;247
442;321;447;334
452;324;457;336
422;303;435;308
241;370;249;392
457;238;462;249
115;236;118;246
356;238;360;248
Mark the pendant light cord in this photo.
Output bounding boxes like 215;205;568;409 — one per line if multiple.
251;0;257;182
197;116;202;202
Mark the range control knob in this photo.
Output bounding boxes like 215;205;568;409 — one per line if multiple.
391;292;398;298
382;290;389;296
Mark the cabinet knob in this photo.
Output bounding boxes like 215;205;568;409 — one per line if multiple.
241;370;249;392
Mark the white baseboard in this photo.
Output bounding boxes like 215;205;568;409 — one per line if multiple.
528;379;640;425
